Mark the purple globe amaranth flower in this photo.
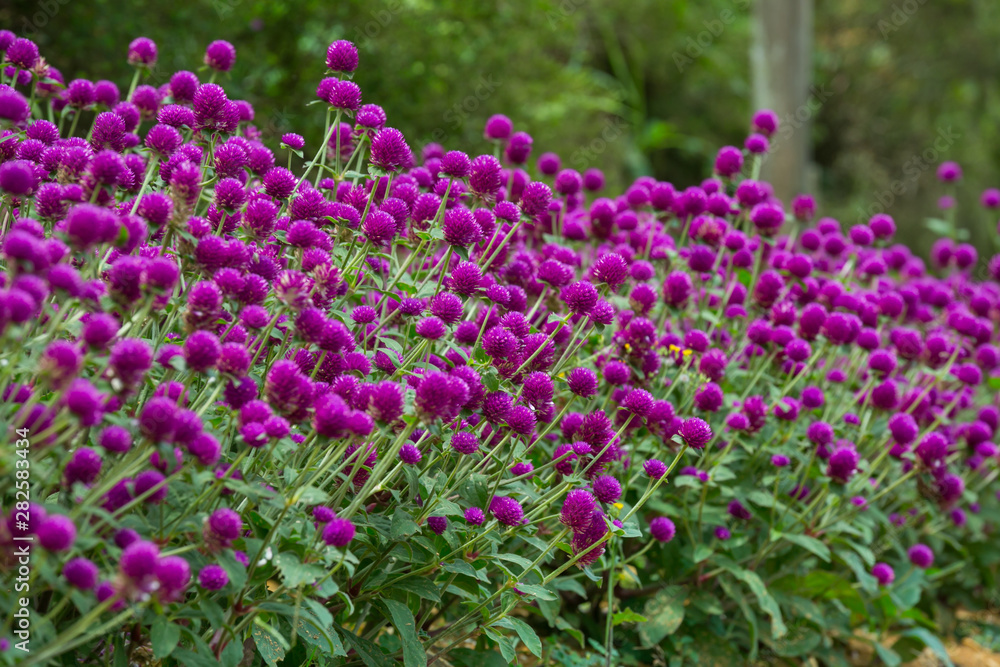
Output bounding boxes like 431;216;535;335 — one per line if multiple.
204;40;237;72
592;475;622;503
571;509;608;567
370;127;411;173
714;146;744;177
562;280;598;314
752;109;779;137
37;515;77;552
679;417;712;449
121;540;160;581
643;459;667;479
451;431;480;455
937;161;961;182
650;517;676;543
593;253;628;289
872;562;895;586
506;406;537;436
714;526;731;540
63;557;99;590
64;447;102;485
183;330;221;372
399;444;422;465
0;160;37;196
728;499;752;520
506;131;533;164
128;37;157;66
519;180;552;218
155;555;191;597
198;564;229;590
908;543;934;569
208;507;242;545
326;40;359;72
427;516;447;535
484;114;513;141
6;38;39;69
464;507;486;526
443;207;481;247
490;496;525;526
469;155;503;197
827;443;860;482
567;367;598;397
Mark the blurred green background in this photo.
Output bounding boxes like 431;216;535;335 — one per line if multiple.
5;0;1000;259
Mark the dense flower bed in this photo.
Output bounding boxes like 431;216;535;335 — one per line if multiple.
0;29;999;667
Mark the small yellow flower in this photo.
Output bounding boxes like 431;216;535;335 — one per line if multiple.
682;349;693;357
668;344;681;354
624;343;632;353
613;502;624;510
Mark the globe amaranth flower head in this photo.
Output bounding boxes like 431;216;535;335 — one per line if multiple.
322;517;356;547
592;475;622;503
679;417;713;449
643;459;667;479
326;40;359;73
484;114;513;141
464;507;486;526
370;127;411;173
650;517;676;543
571;509;608;567
908;543;934;569
127;37;157;66
567;367;598;397
872;562;895;586
204;40;237;72
490;496;525;526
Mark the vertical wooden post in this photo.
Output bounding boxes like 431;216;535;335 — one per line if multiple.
751;0;814;202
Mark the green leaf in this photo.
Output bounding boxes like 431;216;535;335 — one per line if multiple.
873;642;902;667
780;532;831;562
613;609;648;625
689;590;724;615
747;490;775;508
394;577;442;602
441;560;487;582
382;599;426;667
837;548;878;594
150;618;181;659
273;552;325;588
291;485;328;505
725;566;787;639
482;371;500;392
340;628;396;667
899;628;954;665
483;626;517;663
502;617;543;658
719;577;758;662
639;586;686;646
173;649;225;667
891;568;924;611
712;466;736;482
252;622;287;667
512;583;558;600
391;509;421;540
554;617;585;648
772;626;821;657
198;597;226;629
691;544;714;563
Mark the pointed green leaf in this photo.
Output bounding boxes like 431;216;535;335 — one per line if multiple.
382;599;426;667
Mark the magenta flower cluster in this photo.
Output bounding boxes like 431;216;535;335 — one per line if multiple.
1;26;999;664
